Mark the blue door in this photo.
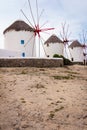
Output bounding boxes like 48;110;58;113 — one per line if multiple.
22;52;25;57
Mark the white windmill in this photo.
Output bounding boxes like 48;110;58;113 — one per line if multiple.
21;0;54;57
79;30;87;64
60;22;74;60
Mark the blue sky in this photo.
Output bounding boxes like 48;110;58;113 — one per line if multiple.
0;0;87;48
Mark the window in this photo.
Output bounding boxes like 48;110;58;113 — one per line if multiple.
21;40;24;44
22;52;25;57
47;43;49;47
71;57;74;61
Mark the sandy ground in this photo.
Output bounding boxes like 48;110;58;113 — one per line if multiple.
0;65;87;130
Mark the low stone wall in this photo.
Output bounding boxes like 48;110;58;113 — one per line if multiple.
0;58;63;67
72;61;87;65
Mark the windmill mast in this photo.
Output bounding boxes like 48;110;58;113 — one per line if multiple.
60;22;72;60
79;30;87;65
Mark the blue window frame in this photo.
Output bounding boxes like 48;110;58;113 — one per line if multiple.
21;40;24;44
22;52;25;57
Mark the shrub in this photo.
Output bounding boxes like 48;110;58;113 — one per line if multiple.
53;54;72;65
53;54;60;58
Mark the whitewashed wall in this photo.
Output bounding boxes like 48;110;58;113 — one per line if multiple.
69;47;84;62
4;30;36;57
0;49;21;57
44;43;64;57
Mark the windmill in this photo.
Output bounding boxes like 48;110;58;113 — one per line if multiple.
79;30;87;64
21;0;54;57
60;22;74;60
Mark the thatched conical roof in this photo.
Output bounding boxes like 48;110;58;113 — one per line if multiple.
44;34;62;44
69;40;83;48
3;20;34;34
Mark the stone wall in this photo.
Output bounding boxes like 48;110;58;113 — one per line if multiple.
0;58;63;67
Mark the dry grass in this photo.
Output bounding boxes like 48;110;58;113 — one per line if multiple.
0;65;87;130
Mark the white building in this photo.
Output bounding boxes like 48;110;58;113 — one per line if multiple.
0;49;21;57
3;20;36;57
44;34;64;57
69;40;84;62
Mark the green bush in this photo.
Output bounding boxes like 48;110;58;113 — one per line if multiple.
53;54;60;58
53;54;72;65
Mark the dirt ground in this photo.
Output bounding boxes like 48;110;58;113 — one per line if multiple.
0;65;87;130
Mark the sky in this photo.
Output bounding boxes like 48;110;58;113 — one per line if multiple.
0;0;87;49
